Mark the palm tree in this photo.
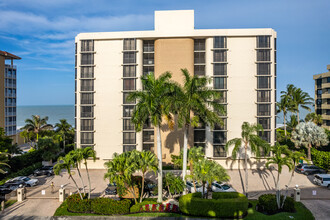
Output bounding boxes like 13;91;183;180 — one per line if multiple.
305;112;323;126
68;150;86;195
81;147;96;199
266;143;294;210
55;119;72;148
225;122;269;197
174;69;225;187
128;72;176;203
277;95;293;138
291;122;328;160
23;115;53;142
53;155;83;200
187;147;205;191
135;150;158;202
292;88;314;123
287;115;299;131
0;152;10;174
164;172;185;199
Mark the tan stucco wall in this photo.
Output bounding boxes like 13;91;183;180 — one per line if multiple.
154;38;194;163
0;56;5;129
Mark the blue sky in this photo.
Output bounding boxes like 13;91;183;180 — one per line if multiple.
0;0;329;106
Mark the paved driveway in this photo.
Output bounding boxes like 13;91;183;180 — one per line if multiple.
302;200;330;220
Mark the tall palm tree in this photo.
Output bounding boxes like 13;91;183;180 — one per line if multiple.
287;115;299;131
55;119;72;148
174;69;225;187
277;95;293;138
225;122;269;197
135;150;158;203
68;150;86;195
292;88;314;123
187;147;205;191
266;143;294;210
81;147;96;199
53;155;83;200
128;72;176;203
305;112;323;126
23;115;53;142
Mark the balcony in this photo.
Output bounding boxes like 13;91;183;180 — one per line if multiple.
5;121;16;126
5;83;16;88
5;93;16;98
5;112;16;117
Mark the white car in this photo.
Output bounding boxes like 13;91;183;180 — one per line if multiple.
9;176;39;187
313;174;330;189
186;181;207;193
211;181;236;192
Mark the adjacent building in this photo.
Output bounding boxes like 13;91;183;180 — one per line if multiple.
75;10;277;168
313;65;330;129
0;51;20;137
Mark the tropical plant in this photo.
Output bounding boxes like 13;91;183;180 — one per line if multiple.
22;115;53;142
277;95;293;138
225;122;269;197
68;150;86;195
53;154;83;200
55;119;72;148
163;172;185;198
305;112;323;126
81;147;96;199
266;143;294;209
173;69;225;186
127;72;176;203
134;150;158;203
37;137;61;162
0;152;10;174
0;127;21;157
19;129;36;146
291;122;329;160
287;115;299;131
291;88;314;123
192;158;229;198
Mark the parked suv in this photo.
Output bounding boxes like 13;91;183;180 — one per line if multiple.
313;174;330;189
9;176;39;187
34;166;54;176
295;164;326;175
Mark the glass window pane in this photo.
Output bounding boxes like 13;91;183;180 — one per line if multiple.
81;132;94;144
143;53;154;65
257;91;271;102
257;50;270;61
81;67;94;78
123;39;136;50
123;52;136;64
81;40;94;52
123;119;135;131
123;65;136;77
194;65;205;76
258;117;271;129
257;104;271;116
123;145;136;152
213;145;226;157
80;79;94;91
123;106;134;117
81;93;94;104
257;36;270;48
214;63;227;75
214;51;226;62
194;39;205;51
143;131;154;143
81;54;94;65
143;144;154;152
81;106;94;118
194;52;205;64
214;37;226;48
257;76;271;89
214;77;226;89
143;66;154;76
123;93;135;104
257;63;270;75
143;40;154;52
123;79;136;90
213;131;226;144
194;130;205;143
123;132;136;144
81;119;94;131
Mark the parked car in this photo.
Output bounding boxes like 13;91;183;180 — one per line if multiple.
34;166;54;176
105;182;117;195
4;180;26;191
186;181;207;193
313;174;330;189
144;179;156;197
211;181;236;192
295;164;326;175
0;185;12;195
9;176;39;187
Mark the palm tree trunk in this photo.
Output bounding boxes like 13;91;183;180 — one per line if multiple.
156;125;163;203
284;113;287;138
244;145;248;198
140;172;145;203
70;174;83;200
297;111;300;124
308;143;311;160
84;161;92;199
63;134;66;148
182;124;189;195
276;171;280;210
76;165;86;195
190;161;197;191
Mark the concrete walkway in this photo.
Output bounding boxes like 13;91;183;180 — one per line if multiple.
302;200;330;220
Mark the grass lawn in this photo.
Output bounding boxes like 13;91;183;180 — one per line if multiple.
54;199;314;219
4;200;17;209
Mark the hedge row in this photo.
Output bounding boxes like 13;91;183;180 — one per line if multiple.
130;199;158;213
311;149;330;171
257;194;295;214
0;162;42;185
8;150;43;173
179;192;248;218
67;194;131;215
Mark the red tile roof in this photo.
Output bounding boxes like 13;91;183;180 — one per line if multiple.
0;51;21;60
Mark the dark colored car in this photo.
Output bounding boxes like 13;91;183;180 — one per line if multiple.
4;180;27;191
295;164;326;175
34;166;54;176
0;185;12;195
144;179;156;197
105;183;117;195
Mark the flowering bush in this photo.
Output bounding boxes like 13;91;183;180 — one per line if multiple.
141;203;179;213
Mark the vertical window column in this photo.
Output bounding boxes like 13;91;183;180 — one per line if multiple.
194;39;206;76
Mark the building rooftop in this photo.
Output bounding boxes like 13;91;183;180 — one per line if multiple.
0;50;21;60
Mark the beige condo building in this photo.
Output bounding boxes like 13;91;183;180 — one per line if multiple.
0;51;20;137
75;10;277;169
313;65;330;129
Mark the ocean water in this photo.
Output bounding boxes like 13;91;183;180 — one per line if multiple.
17;105;75;129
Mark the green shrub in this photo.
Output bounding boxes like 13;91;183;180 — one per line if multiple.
130;199;158;213
311;148;330;171
67;194;91;213
91;198;131;215
0;162;42;185
258;194;295;214
179;192;248;218
8;150;43;173
116;176;142;198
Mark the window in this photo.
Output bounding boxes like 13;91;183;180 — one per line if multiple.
258;117;271;129
143;144;154;152
259;131;271;143
123;65;136;77
214;63;227;75
123;145;136;152
81;132;94;144
194;65;205;76
216;91;227;103
257;36;270;48
123;119;134;130
81;106;94;118
143;53;154;65
123;132;136;144
214;119;227;130
75;43;77;54
213;131;226;144
316;99;322;105
81;119;94;131
80;79;94;91
317;89;322;95
194;130;205;143
143;118;153;129
214;145;226;157
194;52;205;64
123;79;136;90
326;120;330;126
214;51;227;62
316;109;322;115
257;104;271;116
81;67;94;78
328;88;330;94
123;52;136;64
143;131;154;142
143;40;154;52
327;99;330;104
257;90;271;102
257;50;270;61
257;63;271;75
327;110;330;116
81;53;94;65
194;39;205;51
123;39;136;50
316;79;322;87
123;106;134;117
327;78;330;83
123;92;135;104
214;37;226;48
143;66;154;76
257;76;271;89
81;40;94;52
81;93;94;104
214;77;226;89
